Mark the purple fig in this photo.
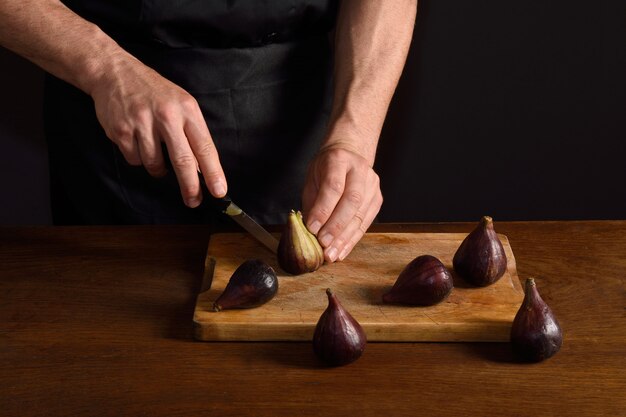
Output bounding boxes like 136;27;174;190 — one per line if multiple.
511;278;563;362
212;259;278;311
313;289;367;366
383;255;453;306
278;210;324;275
453;216;507;286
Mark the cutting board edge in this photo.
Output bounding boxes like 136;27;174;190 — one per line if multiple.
193;321;512;342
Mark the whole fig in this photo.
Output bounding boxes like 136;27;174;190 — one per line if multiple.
453;216;507;286
382;255;453;306
277;210;324;275
212;259;278;311
313;289;367;366
511;278;563;362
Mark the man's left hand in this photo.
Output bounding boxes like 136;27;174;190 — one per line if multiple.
302;145;383;263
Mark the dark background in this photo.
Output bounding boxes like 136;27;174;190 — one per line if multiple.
1;0;625;224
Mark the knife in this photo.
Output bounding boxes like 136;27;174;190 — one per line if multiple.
211;195;279;254
194;166;279;253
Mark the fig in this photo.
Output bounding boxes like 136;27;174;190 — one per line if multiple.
277;210;324;275
382;255;453;306
453;216;507;286
212;259;278;311
511;278;562;362
313;288;367;366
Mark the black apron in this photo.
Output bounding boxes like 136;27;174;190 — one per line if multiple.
45;1;337;225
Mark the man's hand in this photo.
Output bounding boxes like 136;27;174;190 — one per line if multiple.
302;146;383;263
0;0;227;208
91;58;227;207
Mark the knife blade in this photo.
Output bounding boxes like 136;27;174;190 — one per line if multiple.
195;168;279;253
213;196;279;254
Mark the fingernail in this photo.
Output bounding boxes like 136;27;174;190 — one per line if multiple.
326;247;338;262
338;246;350;261
308;220;322;235
318;233;333;247
211;181;227;197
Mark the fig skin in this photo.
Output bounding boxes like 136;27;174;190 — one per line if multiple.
511;278;563;362
212;259;278;311
453;216;507;287
278;210;324;275
382;255;453;306
313;289;367;367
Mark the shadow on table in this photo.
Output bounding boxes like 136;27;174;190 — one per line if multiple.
460;342;520;364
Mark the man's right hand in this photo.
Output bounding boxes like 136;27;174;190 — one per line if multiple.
0;0;227;208
90;57;227;207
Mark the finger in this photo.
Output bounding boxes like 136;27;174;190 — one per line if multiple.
333;185;383;262
323;172;381;262
159;122;202;208
304;160;348;237
316;165;367;250
136;125;167;178
108;121;141;166
117;133;141;166
184;108;227;198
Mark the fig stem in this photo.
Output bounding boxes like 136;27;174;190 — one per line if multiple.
481;216;493;226
212;303;222;312
522;278;538;310
326;288;333;296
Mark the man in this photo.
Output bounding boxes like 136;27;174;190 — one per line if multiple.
0;0;416;262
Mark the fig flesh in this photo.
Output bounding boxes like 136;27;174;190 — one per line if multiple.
511;278;562;362
382;255;453;306
277;210;324;275
212;259;278;311
313;289;367;366
453;216;507;286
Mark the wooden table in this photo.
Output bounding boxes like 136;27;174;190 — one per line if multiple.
1;222;624;417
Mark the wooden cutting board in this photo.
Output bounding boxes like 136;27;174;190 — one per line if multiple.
193;232;524;342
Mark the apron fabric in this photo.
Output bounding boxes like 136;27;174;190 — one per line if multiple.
45;1;337;225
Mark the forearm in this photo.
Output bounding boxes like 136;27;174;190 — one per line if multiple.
324;0;417;165
0;0;136;94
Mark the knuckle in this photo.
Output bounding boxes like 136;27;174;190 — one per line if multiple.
180;95;199;112
324;177;345;195
315;205;333;220
346;190;363;207
332;235;347;249
170;154;196;170
143;159;164;173
155;103;178;124
111;122;133;141
372;172;381;187
328;219;347;235
194;140;216;158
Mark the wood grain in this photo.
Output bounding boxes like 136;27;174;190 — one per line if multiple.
1;223;625;417
194;232;523;341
